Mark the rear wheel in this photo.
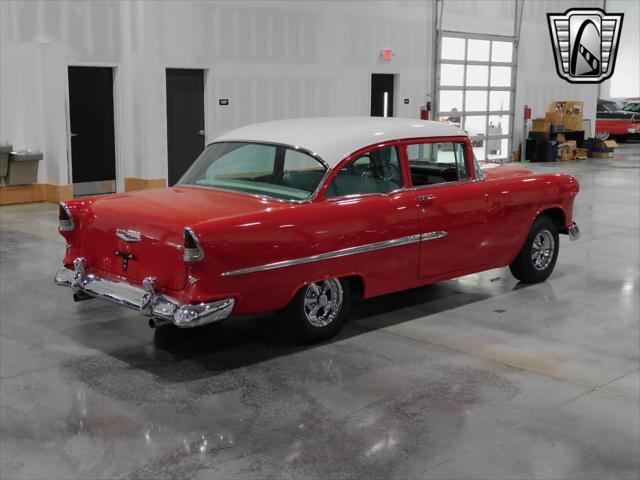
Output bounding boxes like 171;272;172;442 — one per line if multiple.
277;278;351;344
509;216;559;283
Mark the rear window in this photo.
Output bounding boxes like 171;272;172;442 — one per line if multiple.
178;142;327;201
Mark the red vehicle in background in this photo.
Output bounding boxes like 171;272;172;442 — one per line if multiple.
596;99;640;141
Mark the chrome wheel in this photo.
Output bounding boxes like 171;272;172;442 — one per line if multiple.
531;229;555;271
303;279;344;328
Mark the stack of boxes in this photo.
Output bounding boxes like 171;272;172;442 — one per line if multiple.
526;100;612;162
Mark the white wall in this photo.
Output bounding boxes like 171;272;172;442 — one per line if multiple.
601;0;640;100
513;0;603;146
0;0;434;186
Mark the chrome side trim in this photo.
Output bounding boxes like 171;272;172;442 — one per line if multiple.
420;231;448;241
221;234;422;277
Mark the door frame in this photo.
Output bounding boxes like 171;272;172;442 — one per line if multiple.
65;63;124;193
162;66;212;185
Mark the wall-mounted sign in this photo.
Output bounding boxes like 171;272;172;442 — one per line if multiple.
219;99;229;106
381;49;394;61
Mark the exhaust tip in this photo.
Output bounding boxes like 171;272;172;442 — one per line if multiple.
148;318;169;329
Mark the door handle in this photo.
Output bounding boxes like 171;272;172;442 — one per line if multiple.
418;194;436;204
70;133;78;138
197;130;205;136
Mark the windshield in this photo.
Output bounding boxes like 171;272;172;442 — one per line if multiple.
598;100;620;112
178;142;327;201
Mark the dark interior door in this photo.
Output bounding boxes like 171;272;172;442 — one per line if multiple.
166;69;205;186
371;74;395;117
68;66;116;195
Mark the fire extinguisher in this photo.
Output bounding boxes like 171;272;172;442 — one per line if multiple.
420;100;432;120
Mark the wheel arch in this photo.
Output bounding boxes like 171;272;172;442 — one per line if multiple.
536;206;568;234
285;272;367;307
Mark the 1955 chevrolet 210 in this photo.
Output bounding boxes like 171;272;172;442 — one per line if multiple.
56;117;580;343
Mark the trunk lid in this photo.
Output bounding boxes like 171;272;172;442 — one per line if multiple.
79;186;289;290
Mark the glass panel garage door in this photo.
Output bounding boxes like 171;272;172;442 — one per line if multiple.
436;32;516;162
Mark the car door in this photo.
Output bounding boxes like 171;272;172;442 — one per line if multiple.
404;138;504;279
317;143;420;297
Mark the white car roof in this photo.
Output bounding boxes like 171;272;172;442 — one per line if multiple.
214;117;467;168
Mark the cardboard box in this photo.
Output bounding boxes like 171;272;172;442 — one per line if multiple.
565;140;577;152
563;101;584;131
592;151;614;159
545;111;563;124
532;118;550;133
592;139;619;151
574;148;588;159
512;149;521;162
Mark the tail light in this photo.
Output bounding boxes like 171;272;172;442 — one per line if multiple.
58;203;75;231
183;227;204;262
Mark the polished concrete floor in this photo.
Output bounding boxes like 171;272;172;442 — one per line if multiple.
1;144;639;480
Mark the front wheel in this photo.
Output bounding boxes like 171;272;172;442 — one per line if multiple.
509;216;559;283
277;278;351;344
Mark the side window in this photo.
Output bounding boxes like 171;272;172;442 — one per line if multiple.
407;142;468;186
327;146;403;198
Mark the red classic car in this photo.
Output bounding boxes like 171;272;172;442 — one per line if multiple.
596;99;640;141
55;117;580;343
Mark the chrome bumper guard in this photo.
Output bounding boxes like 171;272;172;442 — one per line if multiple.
568;222;580;241
55;258;234;328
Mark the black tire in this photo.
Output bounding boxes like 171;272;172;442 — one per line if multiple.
509;216;559;283
277;278;351;344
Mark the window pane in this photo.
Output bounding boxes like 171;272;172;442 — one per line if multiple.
488;115;510;136
464;115;487;137
454;142;469;180
407;142;467;186
440;64;464;86
441;37;465;60
465;90;488;111
438;115;462;129
181;142;326;200
472;138;486;161
466;65;489;87
491;41;513;62
467;39;490;61
489;90;511;111
487;138;509;160
328;146;402;197
439;90;463;112
490;66;512;87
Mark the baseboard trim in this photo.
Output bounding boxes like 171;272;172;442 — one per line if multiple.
0;184;73;205
124;177;167;192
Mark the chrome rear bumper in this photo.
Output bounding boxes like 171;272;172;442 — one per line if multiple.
568;222;580;241
55;258;234;328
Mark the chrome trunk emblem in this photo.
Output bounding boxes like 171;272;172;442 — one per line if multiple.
116;229;142;242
